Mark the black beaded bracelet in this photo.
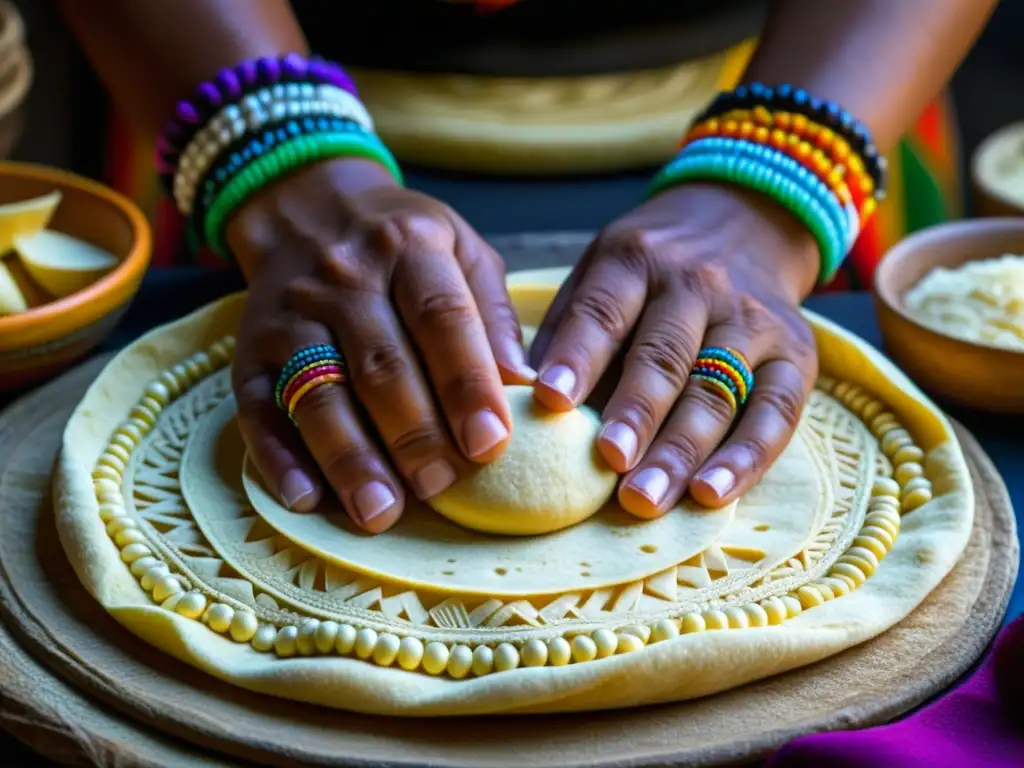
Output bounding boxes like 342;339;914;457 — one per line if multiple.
696;82;887;195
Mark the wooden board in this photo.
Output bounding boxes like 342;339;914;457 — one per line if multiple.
0;344;1017;768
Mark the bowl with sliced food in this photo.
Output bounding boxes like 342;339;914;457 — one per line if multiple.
874;217;1024;413
0;161;150;390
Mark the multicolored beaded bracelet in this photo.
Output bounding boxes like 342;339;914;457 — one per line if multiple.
676;138;857;246
189;117;365;234
649;153;846;282
156;53;359;172
170;82;374;207
203;131;404;260
695;82;887;194
682;107;875;211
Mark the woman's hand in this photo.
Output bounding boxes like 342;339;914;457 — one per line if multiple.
227;158;532;533
531;183;821;516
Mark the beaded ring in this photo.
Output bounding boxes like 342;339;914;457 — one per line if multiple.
275;344;346;411
692;346;753;410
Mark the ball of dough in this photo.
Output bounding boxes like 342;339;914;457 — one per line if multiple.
428;385;617;536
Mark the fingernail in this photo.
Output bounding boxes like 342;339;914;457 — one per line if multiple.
463;409;510;458
500;337;536;381
696;466;736;498
414;459;457;499
600;421;638;467
353;481;397;523
539;364;577;399
628;467;670;506
280;469;316;510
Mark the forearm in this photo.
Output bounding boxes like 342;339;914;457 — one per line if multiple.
746;0;997;151
59;0;307;136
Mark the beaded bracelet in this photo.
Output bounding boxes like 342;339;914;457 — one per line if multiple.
695;83;887;194
172;87;373;213
156;53;359;172
675;138;858;250
650;153;846;281
682;108;875;209
171;82;373;183
188;117;365;235
203;132;404;260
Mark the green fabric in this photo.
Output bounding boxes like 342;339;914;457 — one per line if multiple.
899;140;950;235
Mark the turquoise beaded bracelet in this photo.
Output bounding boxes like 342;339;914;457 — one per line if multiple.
651;153;844;282
670;137;858;256
202;131;404;260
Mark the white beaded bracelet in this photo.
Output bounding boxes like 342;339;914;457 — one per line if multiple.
173;83;375;214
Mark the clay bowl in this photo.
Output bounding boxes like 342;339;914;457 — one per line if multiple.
971;121;1024;217
0;162;151;391
874;218;1024;413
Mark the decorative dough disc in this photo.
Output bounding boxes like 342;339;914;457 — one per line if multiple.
54;270;974;716
222;394;737;596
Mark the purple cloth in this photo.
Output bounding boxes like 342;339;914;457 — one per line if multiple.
771;616;1024;767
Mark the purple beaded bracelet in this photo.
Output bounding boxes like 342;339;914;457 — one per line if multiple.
156;53;360;173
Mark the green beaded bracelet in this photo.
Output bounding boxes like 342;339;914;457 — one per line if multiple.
649;155;844;282
202;131;404;260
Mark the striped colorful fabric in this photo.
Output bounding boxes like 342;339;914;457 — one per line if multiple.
103;37;961;288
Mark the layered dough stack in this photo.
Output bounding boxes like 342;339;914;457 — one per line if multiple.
54;268;975;716
0;190;118;315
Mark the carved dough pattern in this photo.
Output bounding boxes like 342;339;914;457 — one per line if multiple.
93;341;933;676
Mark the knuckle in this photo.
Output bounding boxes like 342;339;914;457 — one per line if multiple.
568;287;630;342
754;383;804;430
232;372;273;416
658;430;704;471
731;436;773;473
736;294;777;336
320;442;372;487
597;228;657;272
389;422;448;459
677;261;729;302
368;214;451;253
351;341;411;390
485;295;519;333
439;368;498;408
690;379;739;422
613;394;660;437
629;326;695;389
418;290;475;330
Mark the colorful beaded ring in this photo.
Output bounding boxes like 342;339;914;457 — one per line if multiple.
691;346;753;412
275;344;347;417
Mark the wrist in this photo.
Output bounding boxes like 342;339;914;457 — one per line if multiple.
653;182;820;302
226;157;400;277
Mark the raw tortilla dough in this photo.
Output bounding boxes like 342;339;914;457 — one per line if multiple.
54;267;974;716
429;385;618;536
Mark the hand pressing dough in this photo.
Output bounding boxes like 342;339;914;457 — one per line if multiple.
429;385;617;535
0;190;61;253
14;229;119;299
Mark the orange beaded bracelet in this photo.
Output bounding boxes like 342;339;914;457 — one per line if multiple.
682;108;877;219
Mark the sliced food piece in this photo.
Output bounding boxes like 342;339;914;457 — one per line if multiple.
0;260;28;314
3;254;52;309
14;229;119;298
0;190;62;253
